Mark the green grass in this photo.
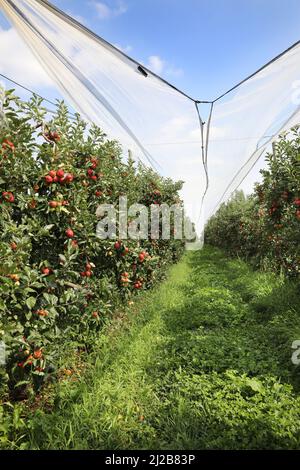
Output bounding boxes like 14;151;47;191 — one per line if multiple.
17;247;300;449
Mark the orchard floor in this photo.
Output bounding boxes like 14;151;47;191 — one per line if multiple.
27;247;300;449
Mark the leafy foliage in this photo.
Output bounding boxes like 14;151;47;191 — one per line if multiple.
205;128;300;277
0;89;184;403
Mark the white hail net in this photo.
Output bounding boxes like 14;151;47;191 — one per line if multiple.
1;0;300;234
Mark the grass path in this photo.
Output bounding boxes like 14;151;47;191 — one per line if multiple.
28;247;300;449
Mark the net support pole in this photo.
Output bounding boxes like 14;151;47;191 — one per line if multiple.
194;101;214;224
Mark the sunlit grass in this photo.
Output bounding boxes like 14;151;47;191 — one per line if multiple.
21;247;300;449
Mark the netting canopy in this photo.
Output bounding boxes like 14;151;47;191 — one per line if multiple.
1;0;300;233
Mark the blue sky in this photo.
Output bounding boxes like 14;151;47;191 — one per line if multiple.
1;0;300;102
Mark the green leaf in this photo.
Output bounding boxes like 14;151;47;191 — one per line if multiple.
246;378;264;394
25;297;36;310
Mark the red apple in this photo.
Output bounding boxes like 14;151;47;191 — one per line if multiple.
44;175;53;184
41;267;51;276
65;228;74;239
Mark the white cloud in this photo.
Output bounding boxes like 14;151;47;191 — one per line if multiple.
93;2;111;18
91;1;128;19
110;0;128;16
146;55;165;75
0;27;54;89
145;55;183;78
